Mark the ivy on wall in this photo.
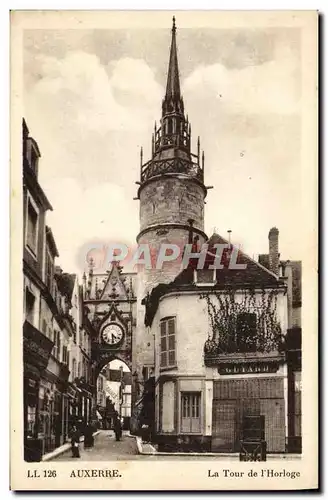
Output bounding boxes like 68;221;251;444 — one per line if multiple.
201;288;284;355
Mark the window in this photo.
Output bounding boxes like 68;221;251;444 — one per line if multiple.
72;359;76;380
45;249;54;293
294;372;302;437
78;362;81;378
194;268;216;287
142;366;154;381
181;392;201;433
236;313;257;352
48;327;53;342
160;317;176;369
62;345;68;365
30;147;39;175
26;138;39;175
27;406;36;437
167;118;173;134
25;288;35;324
26;199;38;255
52;331;61;359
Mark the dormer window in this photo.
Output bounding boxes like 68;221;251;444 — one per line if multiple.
193;268;216;287
26;137;40;176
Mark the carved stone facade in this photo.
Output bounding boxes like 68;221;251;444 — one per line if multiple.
82;260;137;376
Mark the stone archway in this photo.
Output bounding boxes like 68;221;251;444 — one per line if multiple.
94;353;132;380
94;353;133;430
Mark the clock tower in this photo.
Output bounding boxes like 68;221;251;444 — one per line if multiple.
133;17;209;386
83;259;137;377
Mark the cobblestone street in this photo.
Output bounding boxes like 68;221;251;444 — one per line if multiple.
53;431;139;461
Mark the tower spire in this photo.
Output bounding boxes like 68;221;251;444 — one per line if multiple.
165;16;181;100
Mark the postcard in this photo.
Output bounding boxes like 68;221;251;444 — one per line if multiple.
10;10;318;490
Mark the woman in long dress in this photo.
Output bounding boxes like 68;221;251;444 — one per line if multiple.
84;422;94;449
70;425;81;458
113;416;122;442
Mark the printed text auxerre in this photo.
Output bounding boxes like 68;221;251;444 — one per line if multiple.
70;469;122;478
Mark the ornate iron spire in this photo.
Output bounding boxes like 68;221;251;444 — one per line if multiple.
165;16;181;100
137;17;205;188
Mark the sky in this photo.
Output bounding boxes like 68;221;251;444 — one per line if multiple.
23;23;302;275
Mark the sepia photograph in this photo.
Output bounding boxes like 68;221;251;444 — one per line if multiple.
10;9;318;490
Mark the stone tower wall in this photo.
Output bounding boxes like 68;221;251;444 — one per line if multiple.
139;176;205;233
133;176;207;389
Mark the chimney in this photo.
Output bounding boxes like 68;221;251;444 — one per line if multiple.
268;227;279;276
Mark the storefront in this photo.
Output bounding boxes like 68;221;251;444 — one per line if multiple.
211;376;286;453
37;357;70;455
23;321;54;462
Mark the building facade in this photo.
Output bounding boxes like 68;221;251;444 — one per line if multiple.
259;230;302;453
23;119;71;459
132;19;302;453
23;120;96;460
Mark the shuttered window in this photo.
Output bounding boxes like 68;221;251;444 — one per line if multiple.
160;317;176;369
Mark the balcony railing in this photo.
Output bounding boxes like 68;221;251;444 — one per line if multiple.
204;331;286;369
141;156;203;184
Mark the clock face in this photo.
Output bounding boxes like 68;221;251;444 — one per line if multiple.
102;324;124;345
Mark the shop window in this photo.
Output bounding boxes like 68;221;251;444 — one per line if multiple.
181;392;201;433
25;288;35;324
236;312;257;352
160;317;176;369
27;406;36;437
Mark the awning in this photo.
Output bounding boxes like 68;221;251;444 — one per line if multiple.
96;411;102;420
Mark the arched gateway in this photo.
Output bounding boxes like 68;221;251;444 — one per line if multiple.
82;259;136;392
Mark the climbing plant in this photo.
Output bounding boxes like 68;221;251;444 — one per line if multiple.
201;287;284;355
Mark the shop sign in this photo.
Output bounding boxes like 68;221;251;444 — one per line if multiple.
218;362;279;375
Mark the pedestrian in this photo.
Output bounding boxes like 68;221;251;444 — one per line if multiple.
70;425;81;458
113;415;122;442
84;421;94;449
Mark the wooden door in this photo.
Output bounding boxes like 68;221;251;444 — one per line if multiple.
212;400;236;452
